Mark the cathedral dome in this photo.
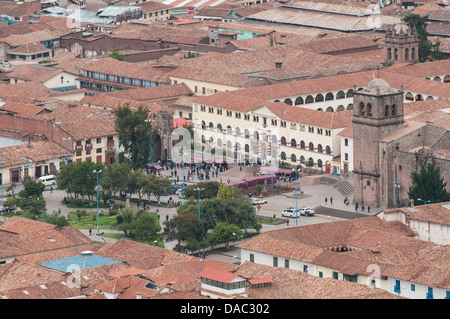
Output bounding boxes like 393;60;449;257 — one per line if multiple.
368;78;391;90
363;78;399;95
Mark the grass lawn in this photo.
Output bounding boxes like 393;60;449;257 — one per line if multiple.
65;197;112;209
68;211;119;230
2;210;33;219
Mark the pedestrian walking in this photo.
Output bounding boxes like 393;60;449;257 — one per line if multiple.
330;196;333;204
286;218;289;226
362;204;365;212
89;229;92;236
355;202;359;212
325;197;328;204
58;207;61;214
368;206;371;214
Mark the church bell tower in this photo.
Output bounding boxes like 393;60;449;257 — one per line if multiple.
352;78;405;208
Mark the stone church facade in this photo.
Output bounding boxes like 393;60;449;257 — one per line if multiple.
352;79;450;209
384;23;419;64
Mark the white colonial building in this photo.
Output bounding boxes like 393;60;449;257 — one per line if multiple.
191;91;352;173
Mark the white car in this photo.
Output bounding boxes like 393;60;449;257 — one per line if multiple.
281;208;299;218
299;207;315;216
250;198;266;205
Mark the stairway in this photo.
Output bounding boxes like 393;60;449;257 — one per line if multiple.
333;177;354;197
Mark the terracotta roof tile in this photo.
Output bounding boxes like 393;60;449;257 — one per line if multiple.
0;101;48;117
0;141;72;168
7;64;62;83
80;57;172;83
172;45;377;76
0;81;52;100
238;214;450;289
236;262;402;299
81;94;172;116
0;217;92;259
197;267;239;283
194;91;352;128
385;59;450;78
383;201;450;228
58;116;118;140
0;30;62;48
98;83;193;101
8;42;49;54
95;239;196;270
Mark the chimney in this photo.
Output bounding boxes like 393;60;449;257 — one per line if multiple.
410;199;414;207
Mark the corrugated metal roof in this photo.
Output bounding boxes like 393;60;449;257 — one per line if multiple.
41;253;121;272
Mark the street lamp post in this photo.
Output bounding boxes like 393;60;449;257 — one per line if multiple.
149;119;152;175
293;168;301;226
271;150;275;193
62;137;72;165
233;232;240;265
194;187;204;219
182;160;185;204
417;198;429;205
93;169;102;234
1;152;5;211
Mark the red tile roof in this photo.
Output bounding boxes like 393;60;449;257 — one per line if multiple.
198;267;240;283
194;91;352;128
8;42;49;54
0;101;48;117
0;217;92;259
0;141;73;168
80;57;172;83
248;277;273;285
7;64;63;83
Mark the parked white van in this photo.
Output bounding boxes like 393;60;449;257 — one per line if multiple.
38;175;56;186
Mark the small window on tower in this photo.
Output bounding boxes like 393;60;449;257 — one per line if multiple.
367;180;371;186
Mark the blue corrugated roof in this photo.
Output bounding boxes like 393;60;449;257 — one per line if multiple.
41;253;121;272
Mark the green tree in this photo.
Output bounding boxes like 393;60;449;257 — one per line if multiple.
43;211;70;227
115;104;153;170
100;163;130;201
109;51;125;61
145;174;173;202
130;211;161;242
305;158;314;168
116;207;135;237
184;181;220;199
206;222;242;250
217;184;235;199
20;179;45;198
20;198;46;219
127;170;148;201
163;202;203;253
57;161;103;200
408;163;450;205
403;14;441;62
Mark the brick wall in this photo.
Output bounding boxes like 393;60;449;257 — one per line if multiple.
0;114;72;150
